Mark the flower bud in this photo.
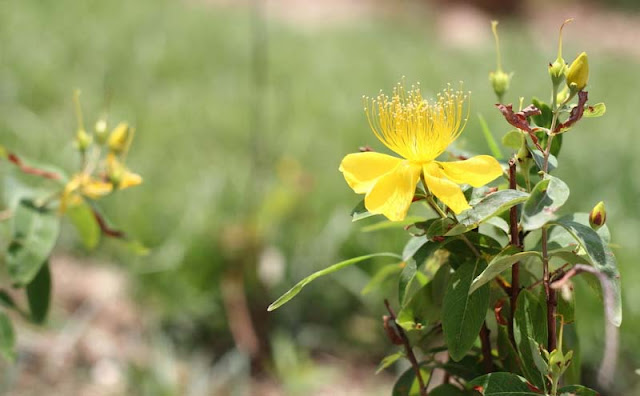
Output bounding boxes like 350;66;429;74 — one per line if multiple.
549;58;567;86
589;201;606;230
74;128;92;152
489;70;511;101
566;52;589;92
108;122;131;153
95;117;108;144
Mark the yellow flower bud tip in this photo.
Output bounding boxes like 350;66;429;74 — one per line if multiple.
566;52;589;91
589;201;606;229
108;122;131;153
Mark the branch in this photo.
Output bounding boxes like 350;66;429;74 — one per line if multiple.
7;153;61;180
508;158;520;348
479;322;495;373
384;299;428;396
92;209;125;238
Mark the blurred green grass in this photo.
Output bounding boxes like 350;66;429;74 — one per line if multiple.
1;0;639;392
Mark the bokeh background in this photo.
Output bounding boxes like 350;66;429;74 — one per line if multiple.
1;0;639;394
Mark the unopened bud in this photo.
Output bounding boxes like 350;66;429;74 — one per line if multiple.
489;70;511;101
589;201;606;229
566;52;589;92
74;128;92;152
108;122;131;153
549;58;567;86
95;118;108;144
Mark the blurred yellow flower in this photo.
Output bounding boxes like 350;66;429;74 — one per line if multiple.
339;82;502;221
60;173;113;213
107;153;143;189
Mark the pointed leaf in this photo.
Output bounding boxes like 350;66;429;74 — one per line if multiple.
26;261;52;324
267;253;401;311
470;247;541;294
7;200;60;286
467;372;544;395
458;190;529;230
376;350;404;374
393;366;430;396
514;290;547;390
67;201;100;250
442;259;490;361
521;175;569;232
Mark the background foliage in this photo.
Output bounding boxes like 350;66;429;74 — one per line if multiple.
1;0;639;394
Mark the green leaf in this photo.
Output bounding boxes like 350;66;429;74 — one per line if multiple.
376;350;404;374
0;312;15;362
67;202;100;250
502;130;524;150
403;237;429;261
429;384;469;396
267;253;401;311
497;325;522;375
549;216;622;326
361;263;403;295
361;216;423;232
562;323;581;385
392;366;430;396
478;113;503;160
7;200;60;286
442;259;490;361
557;289;575;324
469;247;542;294
397;279;439;331
530;149;557;173
26;261;51;324
583;102;606;118
467;372;544;395
426;218;456;239
531;98;553;128
521;175;569;232
350;200;376;222
513;290;547;390
558;385;599;395
458;190;529;231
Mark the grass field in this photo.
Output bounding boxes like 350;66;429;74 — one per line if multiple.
1;0;640;393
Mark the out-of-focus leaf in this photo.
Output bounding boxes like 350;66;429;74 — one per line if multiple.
426;218;456;239
376;350;404;374
26;261;51;324
361;262;403;295
442;259;489;361
67;201;100;250
392;365;430;396
478;113;503;160
531;97;553;128
558;385;599;395
268;253;401;311
0;312;16;362
428;384;468;396
397;279;439;331
7;200;60;286
583;102;606;118
563;323;581;385
521;175;569;232
470;246;541;294
467;372;543;395
361;216;423;232
502;129;524;150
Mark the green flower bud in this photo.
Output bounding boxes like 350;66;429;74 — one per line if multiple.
549;58;567;86
589;201;606;230
490;70;511;100
74;128;92;152
95;117;108;144
108;122;131;153
566;52;589;91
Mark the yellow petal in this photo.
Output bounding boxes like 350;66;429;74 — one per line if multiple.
423;162;470;214
437;155;503;187
82;179;113;199
339;152;403;194
364;161;421;221
119;170;143;189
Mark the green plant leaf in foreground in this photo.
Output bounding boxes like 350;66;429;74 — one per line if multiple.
67;201;100;250
268;253;401;311
0;311;15;362
469;246;541;294
442;259;490;361
457;190;529;231
7;199;60;286
467;372;543;395
392;365;431;396
521;175;569;232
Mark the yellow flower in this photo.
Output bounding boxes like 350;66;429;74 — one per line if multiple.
339;82;503;221
566;52;589;91
106;153;143;190
60;173;113;213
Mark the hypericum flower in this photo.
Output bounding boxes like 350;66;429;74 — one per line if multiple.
106;153;142;189
339;82;503;221
59;173;113;213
